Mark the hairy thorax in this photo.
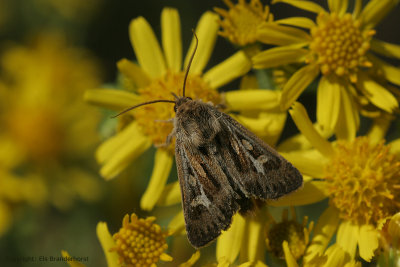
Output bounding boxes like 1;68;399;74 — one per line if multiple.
174;98;221;148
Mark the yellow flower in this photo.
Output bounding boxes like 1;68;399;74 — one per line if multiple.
275;102;400;263
252;0;400;139
266;208;313;261
110;214;172;267
0;33;103;233
94;214;199;267
214;0;273;47
84;8;286;212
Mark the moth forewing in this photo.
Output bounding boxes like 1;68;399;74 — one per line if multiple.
173;99;303;248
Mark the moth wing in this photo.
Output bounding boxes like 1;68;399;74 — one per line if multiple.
217;111;303;200
175;141;250;248
174;107;302;248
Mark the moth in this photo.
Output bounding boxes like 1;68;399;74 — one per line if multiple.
114;33;303;248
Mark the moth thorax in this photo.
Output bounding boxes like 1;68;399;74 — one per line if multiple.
177;101;221;147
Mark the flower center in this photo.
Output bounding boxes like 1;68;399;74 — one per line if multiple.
133;71;221;152
325;137;400;226
7;107;64;160
309;12;373;79
215;0;271;46
111;214;170;267
266;220;308;260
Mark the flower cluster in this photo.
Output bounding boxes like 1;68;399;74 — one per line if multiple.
0;33;103;236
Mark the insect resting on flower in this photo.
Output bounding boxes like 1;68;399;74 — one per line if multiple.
113;32;303;248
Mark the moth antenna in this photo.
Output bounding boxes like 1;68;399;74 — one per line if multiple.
182;29;198;97
111;99;175;118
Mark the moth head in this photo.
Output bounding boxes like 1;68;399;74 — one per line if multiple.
174;96;192;112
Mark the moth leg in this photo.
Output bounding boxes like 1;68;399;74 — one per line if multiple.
154;118;174;123
155;128;176;148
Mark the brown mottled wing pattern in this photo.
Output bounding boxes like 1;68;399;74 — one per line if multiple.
175;107;302;248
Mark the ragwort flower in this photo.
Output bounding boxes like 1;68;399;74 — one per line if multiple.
275;102;400;263
252;0;400;139
93;213;200;267
85;8;286;212
214;0;273;47
266;208;313;261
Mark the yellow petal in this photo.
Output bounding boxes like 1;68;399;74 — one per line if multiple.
289;102;334;158
335;84;358;142
357;72;399;113
217;258;231;267
244;261;269;267
278;122;334;152
238;261;268;267
371;39;400;60
225;90;281;111
239;214;266;262
233;112;285;136
368;53;400;86
160;253;173;262
184;11;219;74
233;112;287;145
96;122;152;179
256;23;311;46
156;181;181;206
328;0;347;16
96;222;119;267
252;44;308;69
280;149;326;178
61;251;86;267
303;206;340;263
283;240;299;267
352;0;362;18
280;64;320;111
203;51;252;89
84;89;141;111
117;58;151;89
323;245;348;267
358;224;379;262
272;0;326;14
367;115;392;144
269;177;327;206
389;138;400;156
217;213;246;263
359;0;398;30
316;76;341;133
161;8;182;72
239;74;259;89
275;17;316;29
140;149;174;211
388;212;400;240
336;221;358;258
168;211;186;235
179;251;201;267
129;16;166;78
